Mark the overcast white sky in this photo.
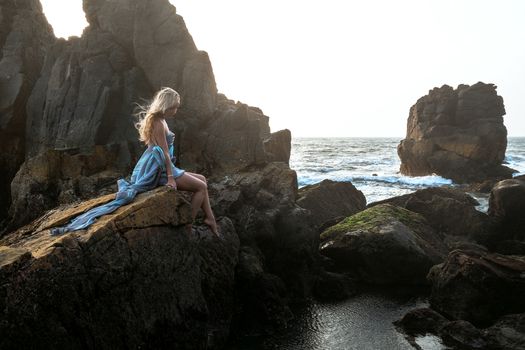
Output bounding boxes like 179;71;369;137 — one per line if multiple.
40;0;525;137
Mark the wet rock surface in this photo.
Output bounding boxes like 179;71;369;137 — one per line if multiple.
396;308;525;350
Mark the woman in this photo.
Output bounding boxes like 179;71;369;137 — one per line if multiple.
137;87;219;235
51;87;220;237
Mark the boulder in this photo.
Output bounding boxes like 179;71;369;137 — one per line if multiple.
428;249;525;327
209;163;319;299
369;187;493;245
398;83;515;183
297;179;366;231
394;307;449;336
319;204;447;285
0;187;240;349
488;179;525;241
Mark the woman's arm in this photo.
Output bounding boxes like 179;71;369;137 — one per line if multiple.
152;119;177;188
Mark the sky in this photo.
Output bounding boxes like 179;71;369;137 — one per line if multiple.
40;0;525;137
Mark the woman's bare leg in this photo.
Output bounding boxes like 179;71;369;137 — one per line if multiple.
175;173;218;235
186;172;215;222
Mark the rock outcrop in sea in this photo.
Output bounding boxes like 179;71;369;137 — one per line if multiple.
397;83;515;183
0;0;318;345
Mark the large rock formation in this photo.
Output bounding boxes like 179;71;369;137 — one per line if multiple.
2;0;291;231
0;0;320;340
0;0;54;223
398;83;515;183
0;187;240;349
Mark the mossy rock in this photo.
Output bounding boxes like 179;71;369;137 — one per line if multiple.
319;204;447;285
321;204;428;241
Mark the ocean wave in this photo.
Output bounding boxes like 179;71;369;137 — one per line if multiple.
353;174;453;186
293;138;524;203
298;174;453;188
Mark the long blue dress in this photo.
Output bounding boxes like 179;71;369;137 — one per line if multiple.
50;131;185;235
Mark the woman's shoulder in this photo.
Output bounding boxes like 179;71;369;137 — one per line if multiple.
152;118;168;133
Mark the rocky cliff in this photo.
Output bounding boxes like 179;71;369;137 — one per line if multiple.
0;0;319;342
1;0;292;230
0;0;54;222
397;83;515;183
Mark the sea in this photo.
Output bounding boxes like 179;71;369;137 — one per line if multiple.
232;137;525;350
291;137;525;211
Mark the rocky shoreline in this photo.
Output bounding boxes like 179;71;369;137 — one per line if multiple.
1;0;523;349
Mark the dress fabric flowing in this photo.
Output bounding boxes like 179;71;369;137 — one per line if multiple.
51;131;184;235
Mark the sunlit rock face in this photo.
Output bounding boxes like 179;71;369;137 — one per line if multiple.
397;82;514;183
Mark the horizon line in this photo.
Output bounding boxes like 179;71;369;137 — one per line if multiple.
291;135;525;138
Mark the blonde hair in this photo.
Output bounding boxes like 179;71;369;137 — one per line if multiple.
135;87;181;145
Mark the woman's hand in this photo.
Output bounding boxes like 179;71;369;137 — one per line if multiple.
167;176;177;189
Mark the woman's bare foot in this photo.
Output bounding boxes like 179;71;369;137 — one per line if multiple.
204;217;220;238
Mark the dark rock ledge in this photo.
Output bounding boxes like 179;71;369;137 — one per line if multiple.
0;187;240;349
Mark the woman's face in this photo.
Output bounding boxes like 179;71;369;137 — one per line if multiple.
165;104;179;118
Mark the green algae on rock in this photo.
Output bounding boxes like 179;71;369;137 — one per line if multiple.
321;204;428;241
319;204;447;285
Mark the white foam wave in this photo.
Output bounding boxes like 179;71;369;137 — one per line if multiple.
505;154;525;174
351;174;453;186
298;174;453;188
